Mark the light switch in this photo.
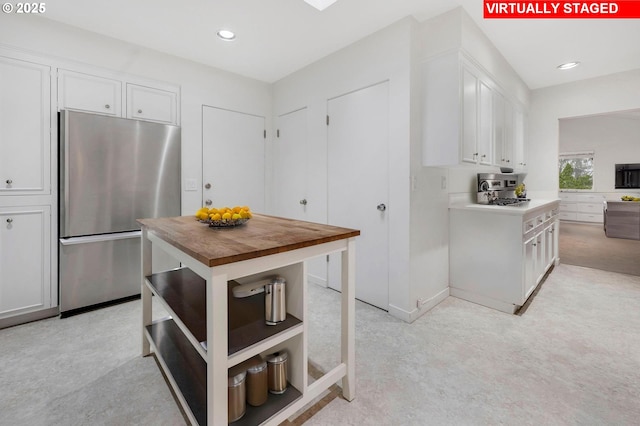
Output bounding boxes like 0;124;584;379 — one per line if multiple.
185;179;197;191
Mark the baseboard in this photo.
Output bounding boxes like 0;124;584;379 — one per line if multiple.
449;287;517;314
388;287;450;323
0;306;59;330
308;274;327;288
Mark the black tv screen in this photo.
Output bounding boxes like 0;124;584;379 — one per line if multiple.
615;164;640;189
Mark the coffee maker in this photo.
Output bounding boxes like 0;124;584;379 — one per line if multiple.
477;173;527;205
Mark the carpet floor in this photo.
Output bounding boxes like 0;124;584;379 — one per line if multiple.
559;221;640;276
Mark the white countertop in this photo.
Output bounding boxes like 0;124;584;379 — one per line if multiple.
449;198;560;216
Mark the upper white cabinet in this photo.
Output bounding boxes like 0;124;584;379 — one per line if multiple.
58;69;122;116
58;70;179;125
422;50;526;169
0;56;51;196
126;83;177;124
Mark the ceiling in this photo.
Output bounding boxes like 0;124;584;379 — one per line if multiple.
41;0;640;89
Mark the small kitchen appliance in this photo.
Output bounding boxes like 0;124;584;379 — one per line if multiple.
265;277;287;325
477;173;529;206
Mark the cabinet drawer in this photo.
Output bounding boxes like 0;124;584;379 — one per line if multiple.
576;213;603;223
559;212;577;221
560;202;577;213
559;192;576;201
577;203;604;214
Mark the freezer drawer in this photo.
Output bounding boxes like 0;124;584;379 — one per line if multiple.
59;232;141;314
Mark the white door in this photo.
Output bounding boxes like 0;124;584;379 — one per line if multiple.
327;82;389;310
202;106;265;211
272;108;307;220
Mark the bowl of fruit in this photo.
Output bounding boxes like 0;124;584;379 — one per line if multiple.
621;195;640;202
195;206;253;227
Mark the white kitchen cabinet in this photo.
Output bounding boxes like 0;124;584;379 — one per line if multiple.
58;69;122;116
126;83;178;124
449;200;560;314
494;92;515;168
0;206;51;319
559;192;605;223
422;50;525;168
0;56;51;195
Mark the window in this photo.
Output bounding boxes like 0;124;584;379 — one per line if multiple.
559;152;594;190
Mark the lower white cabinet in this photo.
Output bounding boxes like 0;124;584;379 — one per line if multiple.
449;200;560;314
0;205;51;319
559;192;605;223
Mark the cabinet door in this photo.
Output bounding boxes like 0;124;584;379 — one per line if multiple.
493;92;505;166
0;206;51;317
126;84;178;124
523;236;537;301
461;68;478;164
58;69;121;116
544;223;556;271
477;80;493;165
513;107;526;170
503;100;514;166
0;56;51;195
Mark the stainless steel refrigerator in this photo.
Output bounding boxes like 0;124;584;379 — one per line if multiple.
59;110;181;316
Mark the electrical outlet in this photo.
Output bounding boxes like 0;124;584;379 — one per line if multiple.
441;175;447;190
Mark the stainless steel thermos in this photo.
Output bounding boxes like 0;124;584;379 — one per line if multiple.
266;351;288;394
227;370;247;422
265;277;286;325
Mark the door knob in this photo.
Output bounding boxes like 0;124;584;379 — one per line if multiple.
205;199;212;206
204;183;212;189
377;203;386;212
299;199;307;206
6;179;12;185
6;218;13;223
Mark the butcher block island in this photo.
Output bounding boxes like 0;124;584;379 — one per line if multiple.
137;214;360;425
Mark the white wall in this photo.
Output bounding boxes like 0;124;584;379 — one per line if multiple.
560;113;640;192
272;17;413;317
528;69;640;199
0;14;272;215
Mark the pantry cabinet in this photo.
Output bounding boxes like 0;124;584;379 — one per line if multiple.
0;205;51;319
449;199;560;314
138;214;358;425
0;56;51;196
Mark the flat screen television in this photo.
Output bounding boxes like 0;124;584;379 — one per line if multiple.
615;163;640;188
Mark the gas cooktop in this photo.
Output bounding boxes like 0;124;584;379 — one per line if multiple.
490;198;530;206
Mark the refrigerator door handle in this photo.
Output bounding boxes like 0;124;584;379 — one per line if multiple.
59;231;142;246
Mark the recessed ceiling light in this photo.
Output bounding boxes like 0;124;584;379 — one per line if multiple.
557;62;580;70
217;29;236;41
304;0;338;11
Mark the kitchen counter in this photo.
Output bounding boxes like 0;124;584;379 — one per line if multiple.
449;198;561;216
138;214;359;425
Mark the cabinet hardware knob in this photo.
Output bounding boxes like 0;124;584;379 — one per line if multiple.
481;154;486;158
377;203;387;212
138;109;143;114
299;199;307;206
6;218;13;223
205;199;212;206
533;243;537;247
474;153;479;157
5;179;12;184
204;183;211;189
506;159;511;163
105;104;110;109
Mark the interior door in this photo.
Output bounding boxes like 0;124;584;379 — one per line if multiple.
327;81;389;310
272;108;307;220
202;106;265;211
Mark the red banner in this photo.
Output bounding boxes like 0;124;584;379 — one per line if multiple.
484;1;640;18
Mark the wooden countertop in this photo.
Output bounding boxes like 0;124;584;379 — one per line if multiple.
137;214;360;267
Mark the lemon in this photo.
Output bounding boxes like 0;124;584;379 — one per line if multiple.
222;212;232;221
196;211;209;221
209;213;221;221
240;210;249;219
208;208;219;215
246;211;253;219
232;213;242;220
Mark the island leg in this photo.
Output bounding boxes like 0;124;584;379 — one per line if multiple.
141;227;152;356
207;272;229;425
341;237;356;401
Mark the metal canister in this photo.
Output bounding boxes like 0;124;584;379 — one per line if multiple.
265;276;286;325
246;360;268;407
266;351;288;394
228;370;246;423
